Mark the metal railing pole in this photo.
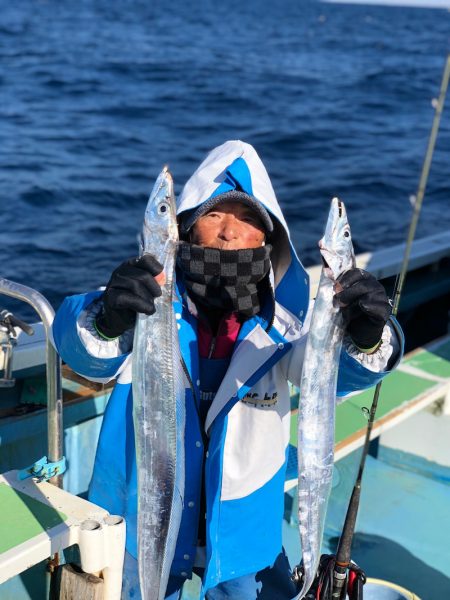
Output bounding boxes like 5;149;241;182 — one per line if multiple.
0;277;63;487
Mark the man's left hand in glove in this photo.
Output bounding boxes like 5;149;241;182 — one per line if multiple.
334;268;392;353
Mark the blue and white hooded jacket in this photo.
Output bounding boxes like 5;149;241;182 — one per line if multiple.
53;140;403;594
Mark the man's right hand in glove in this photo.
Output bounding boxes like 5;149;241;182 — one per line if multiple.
95;255;165;339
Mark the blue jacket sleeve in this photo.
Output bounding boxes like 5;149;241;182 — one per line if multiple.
52;291;130;380
336;316;404;396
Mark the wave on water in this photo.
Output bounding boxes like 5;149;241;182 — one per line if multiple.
1;0;449;319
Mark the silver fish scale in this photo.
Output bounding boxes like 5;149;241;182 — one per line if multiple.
295;198;355;599
132;169;185;600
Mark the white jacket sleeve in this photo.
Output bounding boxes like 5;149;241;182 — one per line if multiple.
280;300;402;390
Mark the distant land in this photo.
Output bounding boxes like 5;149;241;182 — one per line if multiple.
323;0;450;8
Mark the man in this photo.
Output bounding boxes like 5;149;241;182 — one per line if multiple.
53;140;402;599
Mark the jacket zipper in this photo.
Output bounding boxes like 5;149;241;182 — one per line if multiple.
265;284;276;333
180;356;198;408
207;314;225;359
180;356;208;444
207;336;217;359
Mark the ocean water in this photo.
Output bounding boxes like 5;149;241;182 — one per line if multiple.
1;0;449;321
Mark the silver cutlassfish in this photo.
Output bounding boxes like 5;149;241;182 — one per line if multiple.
295;197;355;599
132;167;185;600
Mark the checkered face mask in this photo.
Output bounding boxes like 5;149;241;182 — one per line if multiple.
177;242;272;317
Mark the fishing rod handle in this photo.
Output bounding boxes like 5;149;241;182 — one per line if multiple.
331;566;347;600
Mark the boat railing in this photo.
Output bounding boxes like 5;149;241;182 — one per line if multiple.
0;277;63;487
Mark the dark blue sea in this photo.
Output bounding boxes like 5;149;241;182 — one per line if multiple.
1;0;449;321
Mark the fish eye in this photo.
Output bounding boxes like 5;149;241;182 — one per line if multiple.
158;202;169;215
344;231;350;238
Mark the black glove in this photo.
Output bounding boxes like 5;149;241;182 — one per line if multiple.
95;255;164;339
334;268;391;351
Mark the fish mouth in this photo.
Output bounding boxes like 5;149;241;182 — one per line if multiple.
321;252;335;280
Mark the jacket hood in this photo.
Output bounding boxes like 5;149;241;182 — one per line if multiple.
177;140;309;320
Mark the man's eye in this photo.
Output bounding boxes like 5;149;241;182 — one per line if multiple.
242;216;259;226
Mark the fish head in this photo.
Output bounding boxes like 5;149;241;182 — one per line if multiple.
318;197;355;281
141;166;178;259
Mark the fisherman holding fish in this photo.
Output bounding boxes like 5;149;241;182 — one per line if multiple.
53;140;403;600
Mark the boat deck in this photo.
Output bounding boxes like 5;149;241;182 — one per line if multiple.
286;333;450;489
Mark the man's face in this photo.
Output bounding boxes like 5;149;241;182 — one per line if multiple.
190;201;266;250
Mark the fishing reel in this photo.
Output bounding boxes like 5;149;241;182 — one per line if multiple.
292;555;366;600
292;555;334;599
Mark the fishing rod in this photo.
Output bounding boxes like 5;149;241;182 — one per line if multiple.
330;53;450;600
